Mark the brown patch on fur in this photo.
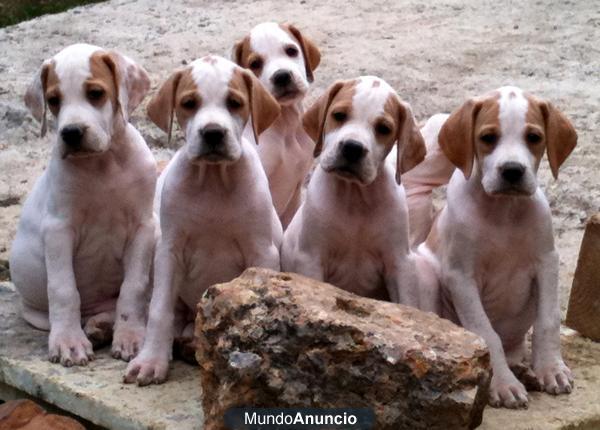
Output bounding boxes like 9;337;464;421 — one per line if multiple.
524;93;577;179
372;80;381;88
232;68;281;144
232;35;265;77
89;51;120;112
384;94;426;182
439;91;500;179
303;79;358;157
202;56;218;65
280;23;321;82
43;62;61;116
147;67;198;139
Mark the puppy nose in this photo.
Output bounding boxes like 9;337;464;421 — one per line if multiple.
501;162;526;183
201;124;226;147
271;69;292;87
60;125;85;148
341;140;366;163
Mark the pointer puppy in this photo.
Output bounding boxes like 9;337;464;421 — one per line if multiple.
415;86;576;408
282;77;428;306
10;43;155;366
233;22;321;228
124;55;282;385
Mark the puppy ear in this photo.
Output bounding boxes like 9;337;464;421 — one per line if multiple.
147;70;183;145
232;36;249;67
24;60;52;137
303;81;345;157
396;100;426;183
539;101;577;179
284;24;321;83
241;70;281;144
105;51;151;118
438;98;481;179
95;53;122;115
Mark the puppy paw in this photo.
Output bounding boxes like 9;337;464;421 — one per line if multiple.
83;312;114;349
48;327;94;367
123;352;169;386
534;359;573;395
489;373;529;409
111;323;145;362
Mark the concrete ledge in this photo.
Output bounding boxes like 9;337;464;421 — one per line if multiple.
0;282;202;430
1;281;599;429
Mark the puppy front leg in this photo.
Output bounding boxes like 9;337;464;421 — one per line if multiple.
44;220;94;366
112;218;158;361
532;249;573;394
124;239;179;386
386;253;420;307
446;269;528;408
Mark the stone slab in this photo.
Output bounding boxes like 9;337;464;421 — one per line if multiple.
0;282;203;430
1;281;600;429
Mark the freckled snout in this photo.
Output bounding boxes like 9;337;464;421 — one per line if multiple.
500;162;526;184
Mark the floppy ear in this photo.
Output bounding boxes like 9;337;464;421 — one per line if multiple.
147;70;183;145
284;24;321;83
105;51;151;118
232;36;248;67
24;60;52;137
395;100;426;184
302;81;345;157
539;101;577;179
94;52;122;115
438;98;481;179
241;70;281;144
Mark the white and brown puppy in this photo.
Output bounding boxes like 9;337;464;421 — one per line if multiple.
282;77;428;306
233;22;321;228
10;44;155;366
415;86;576;408
124;55;282;385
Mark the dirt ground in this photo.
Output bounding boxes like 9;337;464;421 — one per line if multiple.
0;0;598;315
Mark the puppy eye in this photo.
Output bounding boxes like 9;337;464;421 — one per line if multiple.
285;46;299;57
47;95;60;107
480;133;498;145
332;111;347;122
526;132;542;144
249;58;263;70
87;88;105;101
181;97;197;110
227;97;242;110
375;123;392;135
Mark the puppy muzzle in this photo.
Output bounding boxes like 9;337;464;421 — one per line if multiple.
59;123;101;159
270;69;305;103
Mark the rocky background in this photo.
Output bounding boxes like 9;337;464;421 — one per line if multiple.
0;0;598;311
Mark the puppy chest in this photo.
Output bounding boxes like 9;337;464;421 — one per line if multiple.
324;251;389;300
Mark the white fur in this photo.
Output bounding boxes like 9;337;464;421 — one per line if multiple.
412;87;573;408
124;56;282;385
10;44;156;366
243;22;315;228
282;77;427;308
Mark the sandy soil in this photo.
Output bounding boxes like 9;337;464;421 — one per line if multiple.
0;0;598;313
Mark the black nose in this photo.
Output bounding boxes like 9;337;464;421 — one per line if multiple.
341;140;366;163
60;125;85;148
271;69;292;88
501;162;526;183
201;124;226;147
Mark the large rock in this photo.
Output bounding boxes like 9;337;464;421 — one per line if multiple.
195;268;490;430
567;214;600;341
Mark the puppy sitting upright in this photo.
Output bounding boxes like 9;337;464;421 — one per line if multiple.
233;22;321;228
282;77;427;306
124;56;282;385
10;44;156;366
414;87;576;408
